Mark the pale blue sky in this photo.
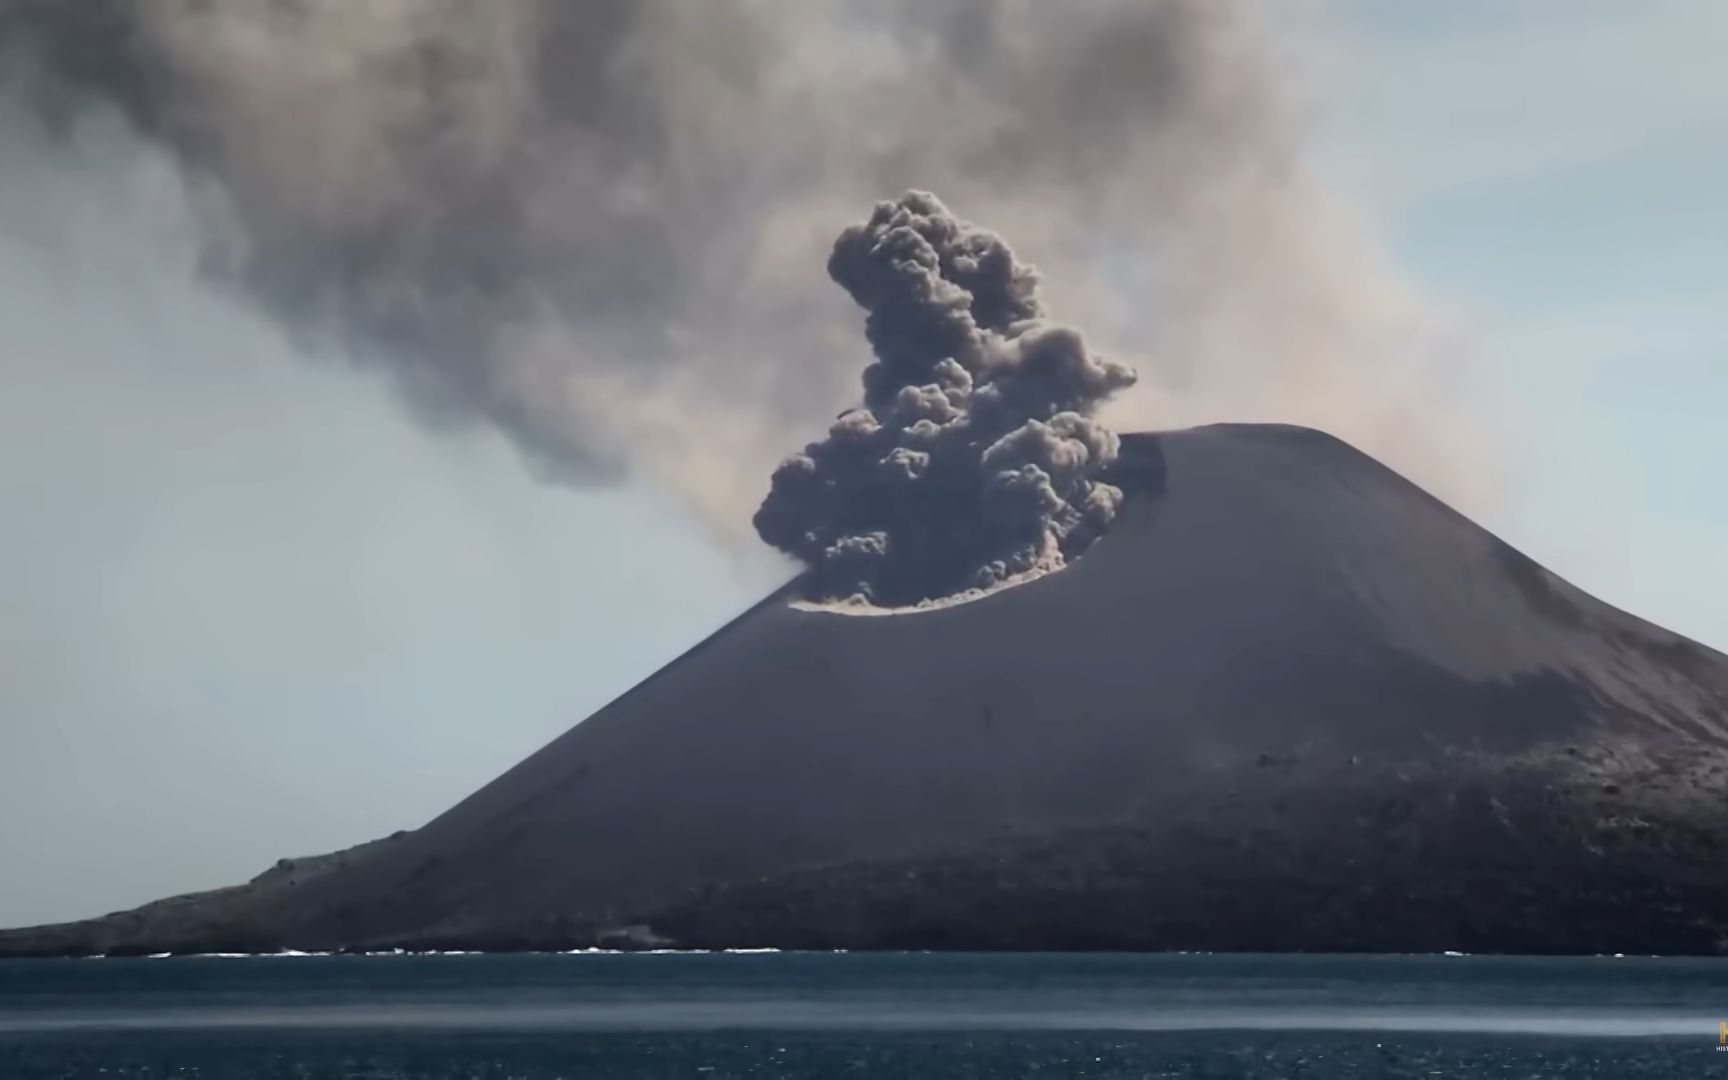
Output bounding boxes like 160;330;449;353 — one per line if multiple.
1307;0;1727;648
1;3;1723;926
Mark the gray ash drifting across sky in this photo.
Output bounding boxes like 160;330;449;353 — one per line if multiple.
756;192;1136;605
0;0;1489;537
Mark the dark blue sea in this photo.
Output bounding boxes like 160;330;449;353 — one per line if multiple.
2;951;1725;1077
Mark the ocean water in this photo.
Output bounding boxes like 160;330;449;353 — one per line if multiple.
1;951;1724;1077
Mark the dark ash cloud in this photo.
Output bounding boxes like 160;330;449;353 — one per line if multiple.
754;192;1135;605
0;0;1488;532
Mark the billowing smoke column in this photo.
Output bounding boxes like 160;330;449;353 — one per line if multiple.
0;0;1490;533
755;192;1136;606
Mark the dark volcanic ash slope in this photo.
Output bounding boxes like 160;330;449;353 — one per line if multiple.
7;424;1728;956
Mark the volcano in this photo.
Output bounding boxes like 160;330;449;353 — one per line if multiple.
6;423;1728;957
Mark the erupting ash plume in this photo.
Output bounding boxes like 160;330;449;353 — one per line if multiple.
756;192;1136;605
0;0;1493;533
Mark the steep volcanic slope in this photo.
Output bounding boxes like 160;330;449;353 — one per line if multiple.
7;424;1728;956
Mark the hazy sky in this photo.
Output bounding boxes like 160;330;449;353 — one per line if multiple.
2;1;1724;928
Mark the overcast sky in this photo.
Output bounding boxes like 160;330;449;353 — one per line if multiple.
2;1;1724;927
